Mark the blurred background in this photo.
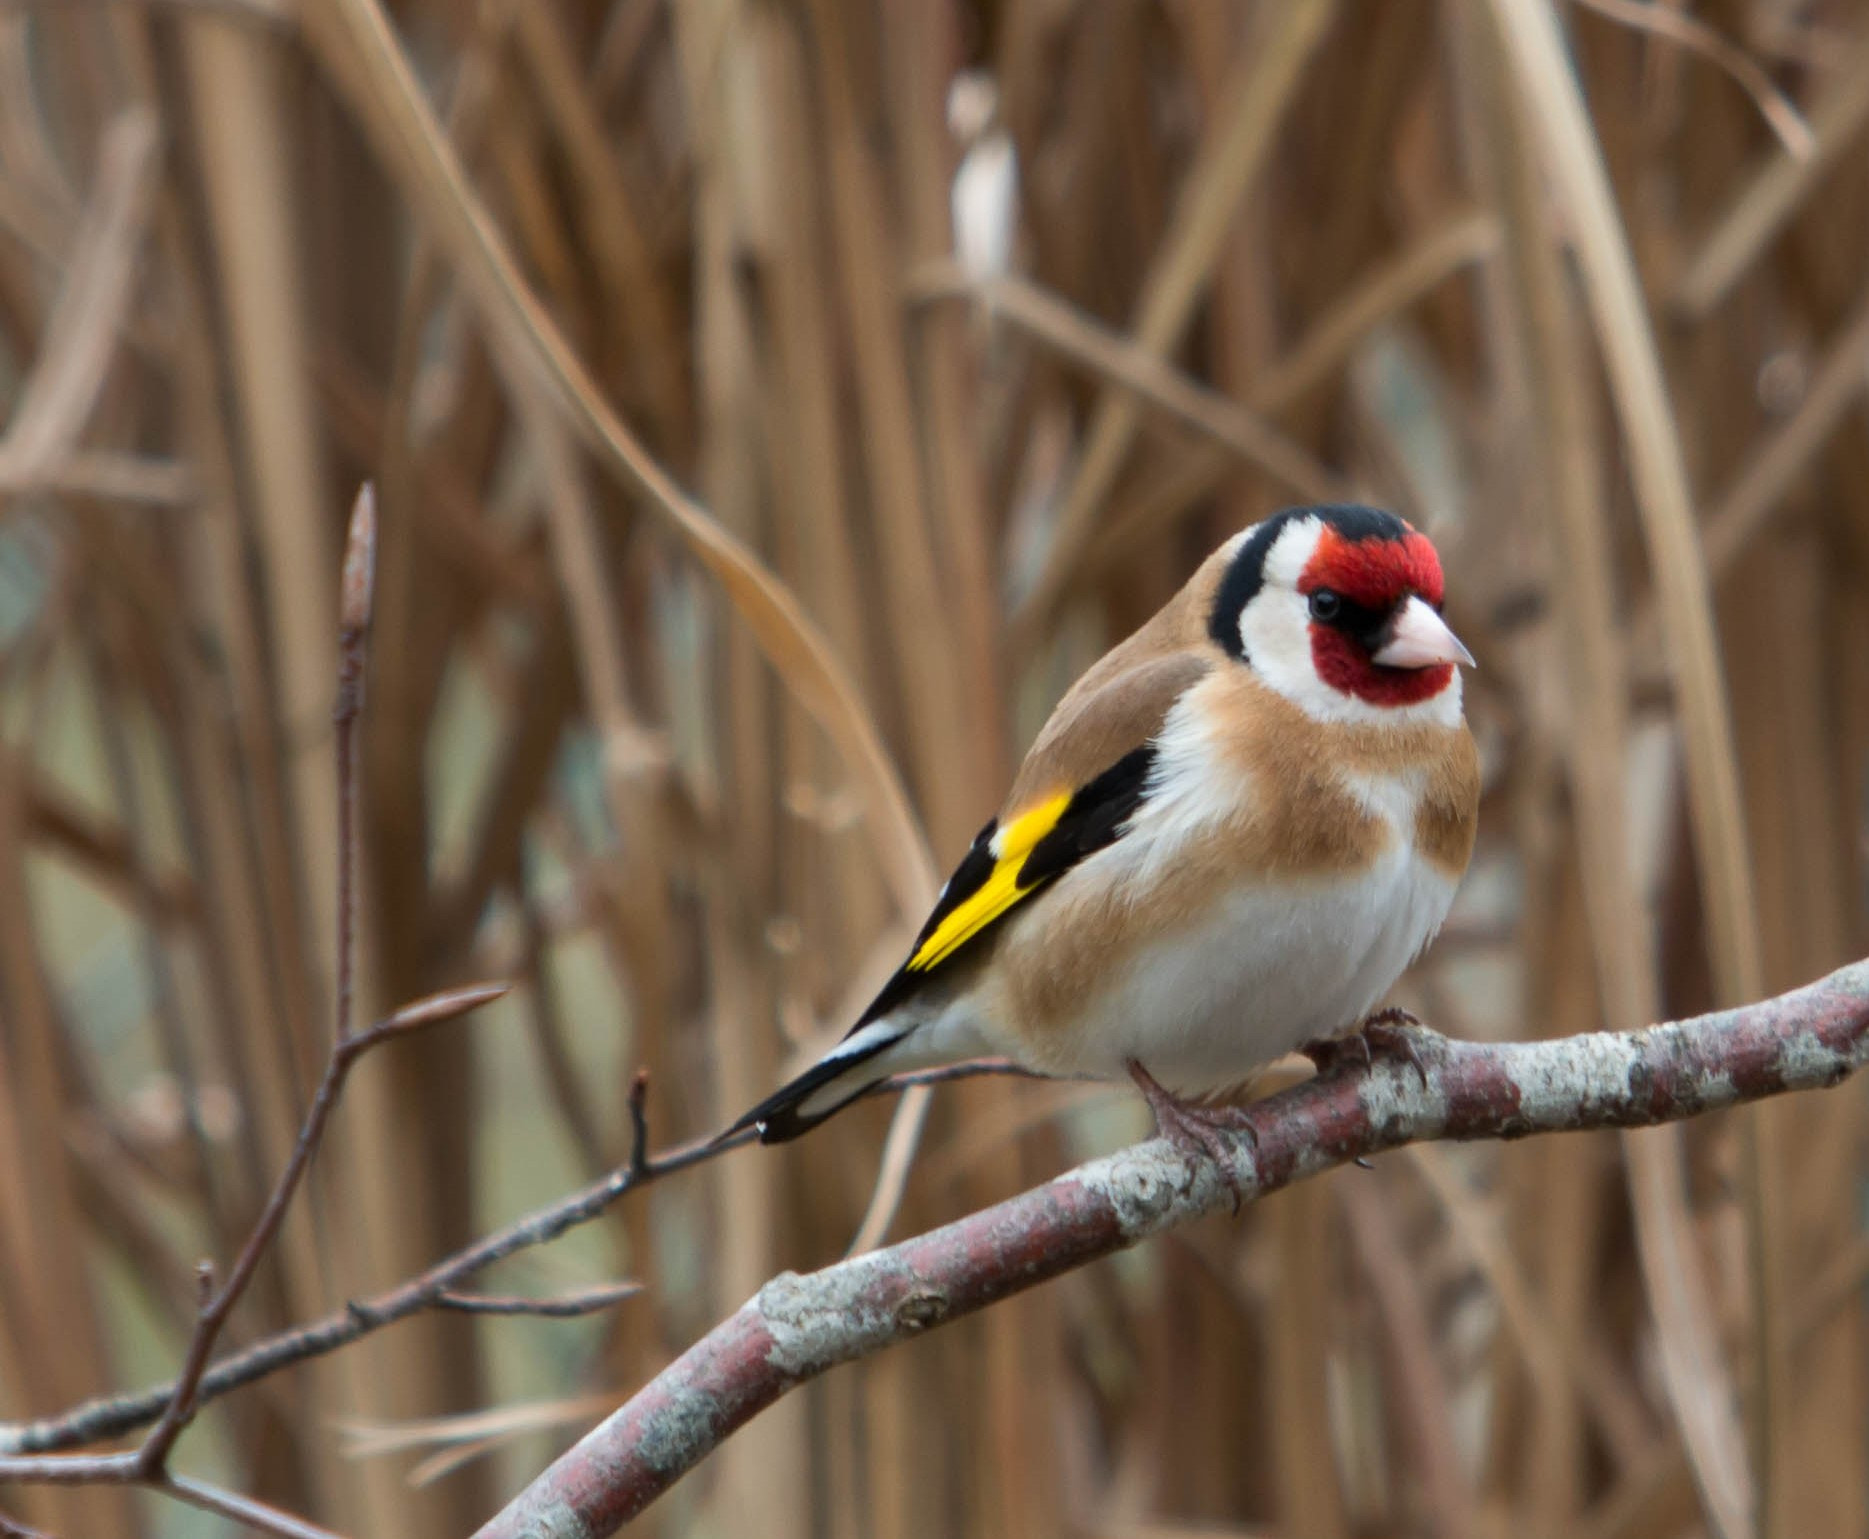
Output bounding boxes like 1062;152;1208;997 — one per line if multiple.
0;1;1866;1536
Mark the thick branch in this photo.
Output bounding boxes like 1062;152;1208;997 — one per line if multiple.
473;959;1869;1539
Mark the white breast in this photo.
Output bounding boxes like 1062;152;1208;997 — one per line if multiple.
1040;762;1458;1094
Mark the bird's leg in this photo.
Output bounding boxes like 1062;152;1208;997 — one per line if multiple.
1125;1059;1255;1214
1300;1007;1429;1088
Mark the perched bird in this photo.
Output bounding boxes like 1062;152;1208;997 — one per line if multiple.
728;505;1479;1172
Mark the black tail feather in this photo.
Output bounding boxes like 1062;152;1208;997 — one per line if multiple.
718;1029;904;1146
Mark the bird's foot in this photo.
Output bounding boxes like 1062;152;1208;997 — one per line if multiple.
1299;1007;1429;1089
1126;1059;1254;1214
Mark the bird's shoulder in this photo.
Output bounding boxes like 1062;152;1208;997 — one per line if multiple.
1005;644;1213;815
1001;538;1239;812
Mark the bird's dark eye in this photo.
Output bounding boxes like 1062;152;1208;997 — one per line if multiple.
1308;589;1342;623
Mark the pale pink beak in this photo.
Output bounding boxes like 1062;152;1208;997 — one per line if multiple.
1372;596;1475;670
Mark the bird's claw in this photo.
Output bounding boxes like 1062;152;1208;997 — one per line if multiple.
1300;1007;1429;1089
1126;1060;1255;1215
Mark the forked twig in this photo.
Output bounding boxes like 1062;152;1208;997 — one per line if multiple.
0;491;505;1537
0;1058;1037;1457
135;488;386;1478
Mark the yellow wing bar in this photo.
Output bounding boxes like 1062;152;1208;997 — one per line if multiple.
905;791;1071;973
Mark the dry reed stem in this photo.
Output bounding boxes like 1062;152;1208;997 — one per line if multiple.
1458;7;1686;1530
86;618;236;1253
803;0;978;854
180;13;340;975
1701;284;1869;581
1488;3;1771;1531
1341;1179;1477;1538
1567;0;1813;160
304;0;939;914
0;110;154;492
912;264;1349;504
508;0;689;454
1017;0;1338;626
0;746;133;1539
1626;271;1869;678
1073;213;1500;586
1674;25;1869;318
1490;0;1761;1001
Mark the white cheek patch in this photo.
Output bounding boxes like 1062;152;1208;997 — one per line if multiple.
1234;520;1336;715
1237;588;1324;705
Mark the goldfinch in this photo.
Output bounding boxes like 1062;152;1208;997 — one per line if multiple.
729;505;1479;1166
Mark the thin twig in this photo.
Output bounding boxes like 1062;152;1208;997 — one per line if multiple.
0;1058;1033;1456
625;1067;651;1179
0;486;500;1539
434;1285;642;1318
158;1474;349;1539
120;992;510;1474
129;489;384;1479
0;1452;356;1539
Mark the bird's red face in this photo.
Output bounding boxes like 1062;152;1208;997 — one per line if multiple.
1297;523;1461;709
1212;505;1473;724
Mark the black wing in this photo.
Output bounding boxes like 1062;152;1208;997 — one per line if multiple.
854;742;1159;1029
